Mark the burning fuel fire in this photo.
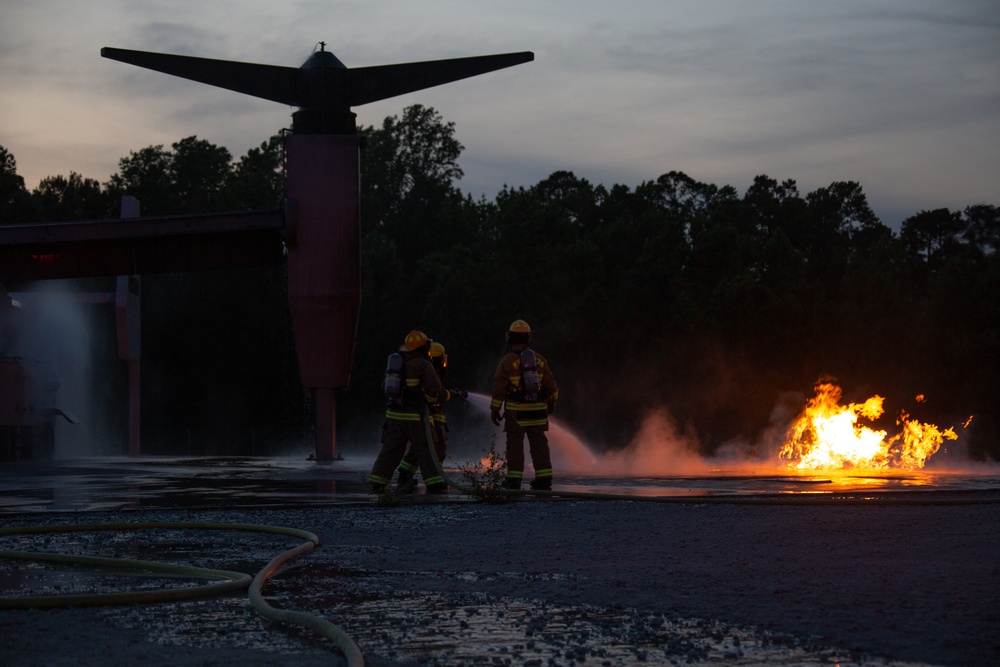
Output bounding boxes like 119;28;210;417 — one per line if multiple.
779;382;958;470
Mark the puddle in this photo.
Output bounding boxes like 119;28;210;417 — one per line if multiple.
262;567;930;667
1;457;998;514
27;562;930;666
0;522;940;666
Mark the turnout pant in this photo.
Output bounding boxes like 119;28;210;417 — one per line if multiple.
400;423;447;483
503;419;553;484
369;419;439;487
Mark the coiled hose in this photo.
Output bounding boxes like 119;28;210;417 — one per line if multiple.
0;521;364;667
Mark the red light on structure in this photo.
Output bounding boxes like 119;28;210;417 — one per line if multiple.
31;253;59;264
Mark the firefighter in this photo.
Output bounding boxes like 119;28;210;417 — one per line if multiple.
396;341;454;493
368;330;450;493
490;319;559;490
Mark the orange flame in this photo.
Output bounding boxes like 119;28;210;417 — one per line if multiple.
779;382;957;470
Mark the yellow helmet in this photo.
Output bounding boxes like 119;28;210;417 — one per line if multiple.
399;329;429;352
429;341;448;369
506;319;532;343
507;319;532;335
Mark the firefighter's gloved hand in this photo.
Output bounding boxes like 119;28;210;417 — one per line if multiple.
490;408;502;426
547;400;556;415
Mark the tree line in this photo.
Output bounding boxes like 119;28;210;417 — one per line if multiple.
1;105;997;461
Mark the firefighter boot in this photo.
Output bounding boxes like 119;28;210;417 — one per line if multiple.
502;478;521;490
426;483;448;495
396;469;416;493
529;478;552;491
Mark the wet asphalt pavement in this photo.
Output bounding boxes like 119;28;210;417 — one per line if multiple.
1;456;999;666
3;455;999;514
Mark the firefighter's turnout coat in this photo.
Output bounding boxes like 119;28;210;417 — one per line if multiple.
399;368;451;482
369;352;448;488
491;345;559;485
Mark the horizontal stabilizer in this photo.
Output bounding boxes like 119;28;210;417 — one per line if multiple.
101;47;534;111
101;47;302;106
347;52;534;106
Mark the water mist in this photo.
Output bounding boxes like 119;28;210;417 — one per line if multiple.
466;392;598;473
14;283;97;458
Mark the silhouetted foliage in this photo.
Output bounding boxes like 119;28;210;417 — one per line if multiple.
901;208;967;269
2;110;998;461
32;172;115;221
105;144;174;216
224;134;284;210
0;145;31;224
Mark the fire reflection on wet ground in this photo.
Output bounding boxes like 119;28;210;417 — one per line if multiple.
0;456;998;513
559;468;1000;498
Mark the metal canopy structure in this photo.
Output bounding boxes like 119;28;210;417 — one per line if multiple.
0;44;533;460
0;209;287;280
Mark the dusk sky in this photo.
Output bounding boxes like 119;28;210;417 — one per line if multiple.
2;1;997;227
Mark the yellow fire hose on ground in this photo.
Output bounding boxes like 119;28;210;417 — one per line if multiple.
0;521;364;667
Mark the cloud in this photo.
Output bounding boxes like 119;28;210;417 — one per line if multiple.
1;0;996;229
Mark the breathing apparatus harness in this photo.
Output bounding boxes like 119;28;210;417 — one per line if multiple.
519;348;541;402
502;340;545;405
383;347;431;409
383;352;405;406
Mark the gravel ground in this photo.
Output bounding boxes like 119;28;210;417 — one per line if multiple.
1;496;998;666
